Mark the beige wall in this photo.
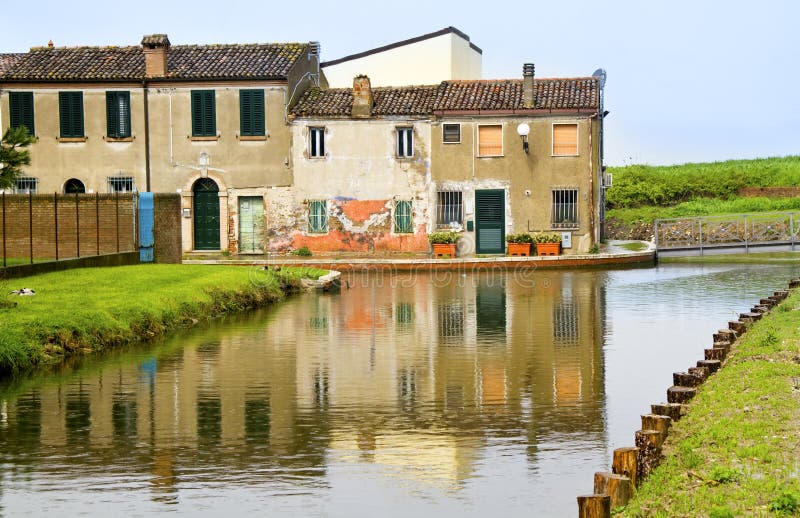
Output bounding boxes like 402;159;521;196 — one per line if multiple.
322;33;482;88
431;116;601;253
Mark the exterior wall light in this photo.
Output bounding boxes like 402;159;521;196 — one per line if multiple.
516;123;530;154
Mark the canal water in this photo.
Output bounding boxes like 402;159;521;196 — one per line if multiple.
1;264;798;517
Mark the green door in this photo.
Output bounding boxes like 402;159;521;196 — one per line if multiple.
193;178;220;250
475;189;505;254
238;196;264;254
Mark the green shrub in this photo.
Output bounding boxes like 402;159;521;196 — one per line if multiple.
533;232;561;244
769;489;800;515
506;233;534;244
428;231;461;244
291;246;312;257
709;465;740;484
709;506;735;518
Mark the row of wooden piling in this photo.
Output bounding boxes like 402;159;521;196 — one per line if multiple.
576;281;798;517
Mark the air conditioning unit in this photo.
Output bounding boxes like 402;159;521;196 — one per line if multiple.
603;173;613;188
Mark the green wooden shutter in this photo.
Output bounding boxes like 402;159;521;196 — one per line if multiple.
9;92;34;136
106;91;131;138
192;90;216;137
239;89;264;136
106;92;119;137
59;91;83;138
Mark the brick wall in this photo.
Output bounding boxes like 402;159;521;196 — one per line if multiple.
738;187;800;198
153;194;182;263
0;193;136;262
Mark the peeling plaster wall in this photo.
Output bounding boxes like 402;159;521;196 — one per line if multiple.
280;119;433;253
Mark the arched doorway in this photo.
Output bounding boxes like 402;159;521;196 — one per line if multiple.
193;178;220;250
64;178;86;194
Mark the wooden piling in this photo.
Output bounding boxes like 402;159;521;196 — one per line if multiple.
705;347;727;361
673;372;702;387
760;298;776;308
774;290;788;300
577;494;610;518
612;447;639;487
641;414;671;443
713;329;736;343
651;402;682;421
688;365;709;381
593;472;633;509
696;359;721;374
728;320;746;334
789;279;800;289
667;385;696;403
635;430;663;479
739;312;762;322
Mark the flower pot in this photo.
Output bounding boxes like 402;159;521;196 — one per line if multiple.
432;243;457;258
535;242;561;256
507;243;532;257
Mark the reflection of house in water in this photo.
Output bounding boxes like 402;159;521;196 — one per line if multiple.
0;271;607;495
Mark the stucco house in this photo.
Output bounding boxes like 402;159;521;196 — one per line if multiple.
285;65;606;255
0;34;323;253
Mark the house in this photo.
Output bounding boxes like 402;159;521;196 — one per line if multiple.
321;27;482;88
285;65;605;255
0;34;323;253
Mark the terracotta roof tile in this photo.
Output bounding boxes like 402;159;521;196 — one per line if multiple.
0;53;24;75
291;77;598;118
1;43;308;81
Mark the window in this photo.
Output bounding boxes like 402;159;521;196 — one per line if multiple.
553;301;579;346
436;190;463;228
58;91;84;138
106;91;131;139
394;199;413;233
308;200;328;233
239;89;265;137
13;177;37;194
309;127;325;158
551;188;578;228
478;124;503;156
191;90;216;137
108;177;135;193
396;127;413;158
9;92;35;136
553;123;578;156
442;123;460;143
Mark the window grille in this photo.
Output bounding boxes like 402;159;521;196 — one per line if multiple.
442;123;460;143
108;177;134;193
437;301;465;339
551;188;578;228
396;127;413;157
308;200;328;233
394;199;413;233
436;190;464;228
309;127;325;158
553;301;579;346
13;177;38;194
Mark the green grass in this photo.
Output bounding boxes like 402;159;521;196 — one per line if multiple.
607;156;800;209
0;264;326;376
621;289;800;517
607;197;800;225
616;242;649;252
660;252;800;264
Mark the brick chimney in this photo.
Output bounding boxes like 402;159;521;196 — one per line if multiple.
141;34;171;78
351;75;373;118
523;63;535;109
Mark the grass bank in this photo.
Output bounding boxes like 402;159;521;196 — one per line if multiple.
621;290;800;517
0;264;325;376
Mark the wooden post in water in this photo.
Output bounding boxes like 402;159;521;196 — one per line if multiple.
593;472;632;508
635;430;662;479
651;403;682;421
577;494;610;518
612;447;639;487
697;359;721;374
667;386;696;403
673;372;702;387
641;415;671;443
728;320;746;335
688;365;709;381
704;348;727;361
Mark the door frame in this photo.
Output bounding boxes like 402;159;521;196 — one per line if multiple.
475;189;506;254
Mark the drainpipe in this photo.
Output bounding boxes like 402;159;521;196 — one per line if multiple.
588;114;597;247
143;80;151;192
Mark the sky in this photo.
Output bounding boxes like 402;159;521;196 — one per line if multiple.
1;0;797;166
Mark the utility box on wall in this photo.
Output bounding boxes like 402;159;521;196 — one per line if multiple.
561;232;572;249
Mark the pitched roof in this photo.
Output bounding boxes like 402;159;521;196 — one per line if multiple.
0;53;24;75
291;77;598;118
1;43;308;81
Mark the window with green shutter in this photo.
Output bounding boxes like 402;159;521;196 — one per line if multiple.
394;200;413;233
191;90;216;137
59;91;84;138
106;91;131;138
9;92;35;136
239;89;265;136
308;200;328;233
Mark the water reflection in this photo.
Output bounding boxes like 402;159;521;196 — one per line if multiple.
1;266;795;517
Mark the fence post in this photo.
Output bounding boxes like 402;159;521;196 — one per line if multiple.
791;213;795;252
75;192;80;258
116;191;120;253
2;193;6;268
54;193;59;261
698;218;703;256
29;191;33;264
96;192;100;255
744;214;748;254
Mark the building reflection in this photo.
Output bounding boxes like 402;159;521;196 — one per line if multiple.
0;270;607;496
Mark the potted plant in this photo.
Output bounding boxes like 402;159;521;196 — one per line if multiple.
428;231;460;258
506;233;534;256
534;232;562;256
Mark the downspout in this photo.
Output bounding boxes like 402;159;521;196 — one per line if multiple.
168;90;174;165
142;80;151;192
588;114;596;247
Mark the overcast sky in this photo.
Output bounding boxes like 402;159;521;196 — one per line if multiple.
1;0;797;166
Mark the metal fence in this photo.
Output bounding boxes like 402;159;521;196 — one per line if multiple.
655;212;800;253
1;192;137;267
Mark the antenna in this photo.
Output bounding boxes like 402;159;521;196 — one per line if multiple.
592;68;607;89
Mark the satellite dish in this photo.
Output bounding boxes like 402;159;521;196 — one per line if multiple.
592;68;607;88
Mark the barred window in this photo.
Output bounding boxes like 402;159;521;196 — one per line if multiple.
394;199;413;233
436;190;463;228
309;127;325;158
553;301;579;346
551;188;578;229
308;200;328;233
13;177;38;194
396;127;413;158
108;177;134;193
442;123;460;143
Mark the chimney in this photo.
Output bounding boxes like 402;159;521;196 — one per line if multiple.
523;63;535;109
351;75;373;118
141;34;171;78
47;40;54;48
